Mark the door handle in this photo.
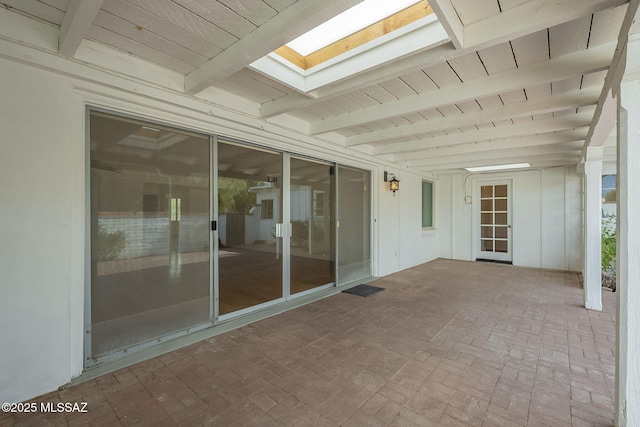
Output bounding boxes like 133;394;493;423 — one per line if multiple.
275;223;283;238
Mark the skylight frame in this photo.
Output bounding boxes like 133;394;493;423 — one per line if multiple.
286;0;422;57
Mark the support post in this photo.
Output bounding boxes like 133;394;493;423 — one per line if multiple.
583;146;603;311
616;41;640;427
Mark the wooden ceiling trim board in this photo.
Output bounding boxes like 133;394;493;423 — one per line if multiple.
477;41;517;74
185;0;361;94
499;88;527;104
302;1;433;69
378;78;418;99
93;10;209;67
41;0;71;11
310;42;614;135
86;25;195;74
381;111;593;157
58;0;103;57
510;29;549;66
549;15;591;58
217;0;277;27
464;0;628;52
345;86;600;146
171;0;255;39
429;0;464;48
398;69;439;94
447;53;488;81
402;130;588;165
0;0;66;25
589;5;628;46
423;61;462;88
101;0;222;58
273;45;307;69
132;0;239;47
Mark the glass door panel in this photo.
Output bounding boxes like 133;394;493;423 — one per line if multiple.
89;111;210;358
289;157;335;294
337;166;371;284
478;182;511;262
217;141;283;315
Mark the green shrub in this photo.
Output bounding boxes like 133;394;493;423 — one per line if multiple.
97;224;127;260
602;214;616;272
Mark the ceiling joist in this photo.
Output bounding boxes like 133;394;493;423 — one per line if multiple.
401;129;588;167
384;111;593;158
58;0;103;57
260;0;624;119
309;42;615;135
429;0;463;49
346;86;601;147
185;0;361;94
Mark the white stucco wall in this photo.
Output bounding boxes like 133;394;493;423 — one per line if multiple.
376;169;438;277
0;58;85;404
437;168;583;271
0;45;439;402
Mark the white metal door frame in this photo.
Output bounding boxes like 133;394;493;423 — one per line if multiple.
473;179;513;262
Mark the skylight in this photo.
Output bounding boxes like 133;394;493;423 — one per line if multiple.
465;163;531;172
286;0;421;56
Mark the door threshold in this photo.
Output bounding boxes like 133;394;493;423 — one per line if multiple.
475;258;513;265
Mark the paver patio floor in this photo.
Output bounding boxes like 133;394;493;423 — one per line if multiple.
2;259;616;426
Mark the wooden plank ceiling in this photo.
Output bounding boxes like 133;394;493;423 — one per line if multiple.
2;0;630;174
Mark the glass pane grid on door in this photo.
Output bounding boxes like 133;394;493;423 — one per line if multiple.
480;184;509;253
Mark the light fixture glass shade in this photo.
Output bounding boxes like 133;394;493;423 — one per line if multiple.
389;178;399;192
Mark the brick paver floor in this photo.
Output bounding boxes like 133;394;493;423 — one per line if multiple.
2;259;617;426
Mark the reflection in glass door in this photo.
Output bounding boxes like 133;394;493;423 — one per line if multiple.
337;166;371;284
217;141;283;315
478;182;512;262
290;157;335;294
89;111;211;360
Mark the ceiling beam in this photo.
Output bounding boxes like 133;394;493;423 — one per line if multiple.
185;0;361;94
409;142;584;167
420;154;579;172
309;42;614;135
58;0;104;57
467;0;627;51
429;0;463;49
260;0;625;118
582;0;640;162
383;112;593;158
402;129;588;167
346;87;600;147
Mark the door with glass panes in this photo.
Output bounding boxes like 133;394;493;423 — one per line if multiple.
477;181;512;262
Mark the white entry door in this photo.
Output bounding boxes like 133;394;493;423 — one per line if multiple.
476;181;512;262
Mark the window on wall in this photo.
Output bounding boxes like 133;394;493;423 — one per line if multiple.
261;199;274;219
422;181;433;228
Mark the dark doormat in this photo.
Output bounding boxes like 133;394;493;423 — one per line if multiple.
475;258;513;265
342;284;384;297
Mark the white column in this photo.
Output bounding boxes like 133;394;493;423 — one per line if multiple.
583;146;603;311
616;43;640;427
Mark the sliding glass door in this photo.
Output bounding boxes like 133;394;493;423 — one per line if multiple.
337;166;371;284
88;111;372;364
89;111;211;359
289;157;335;295
217;140;283;315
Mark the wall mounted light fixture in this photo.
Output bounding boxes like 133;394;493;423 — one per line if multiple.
384;171;400;196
